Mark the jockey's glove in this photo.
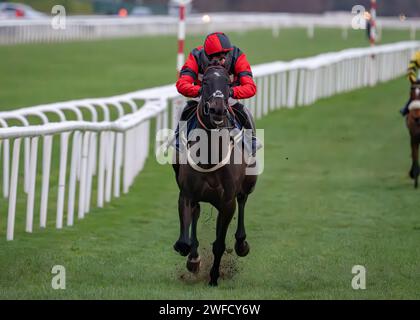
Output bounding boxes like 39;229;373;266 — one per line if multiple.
229;88;235;98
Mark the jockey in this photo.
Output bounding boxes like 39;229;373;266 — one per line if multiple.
400;50;420;116
176;32;257;134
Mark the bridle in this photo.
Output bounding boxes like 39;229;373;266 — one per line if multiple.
197;66;236;131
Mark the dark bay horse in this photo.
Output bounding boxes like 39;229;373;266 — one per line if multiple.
172;65;258;286
407;84;420;188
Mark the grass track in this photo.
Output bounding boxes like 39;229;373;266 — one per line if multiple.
0;28;419;299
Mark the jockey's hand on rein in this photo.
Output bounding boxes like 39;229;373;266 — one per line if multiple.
229;88;234;98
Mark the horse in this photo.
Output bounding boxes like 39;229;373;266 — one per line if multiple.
172;64;258;286
406;83;420;188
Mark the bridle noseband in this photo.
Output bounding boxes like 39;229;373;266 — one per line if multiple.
198;66;236;130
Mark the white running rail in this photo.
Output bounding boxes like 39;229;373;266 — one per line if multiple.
0;41;419;240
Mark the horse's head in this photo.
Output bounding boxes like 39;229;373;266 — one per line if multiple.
411;84;420;101
199;64;231;129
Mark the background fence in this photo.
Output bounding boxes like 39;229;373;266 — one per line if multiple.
1;13;420;45
0;40;419;240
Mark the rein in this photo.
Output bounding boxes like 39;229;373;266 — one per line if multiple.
185;65;241;173
187;141;234;173
196;106;209;130
186;128;244;173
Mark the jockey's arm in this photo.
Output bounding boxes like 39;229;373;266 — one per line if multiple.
407;51;420;84
176;52;201;98
232;53;257;99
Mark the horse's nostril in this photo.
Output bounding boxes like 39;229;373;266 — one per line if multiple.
209;108;216;114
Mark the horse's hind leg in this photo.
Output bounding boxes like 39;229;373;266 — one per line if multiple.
409;138;419;188
209;201;236;286
234;193;250;257
174;193;192;256
187;203;201;273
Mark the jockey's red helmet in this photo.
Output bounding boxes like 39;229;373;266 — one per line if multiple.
204;32;233;57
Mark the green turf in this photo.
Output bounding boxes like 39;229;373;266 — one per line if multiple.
1;76;418;299
0;28;419;299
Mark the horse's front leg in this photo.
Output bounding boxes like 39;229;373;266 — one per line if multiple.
409;138;420;188
174;192;193;256
209;200;236;286
187;202;201;273
235;193;250;257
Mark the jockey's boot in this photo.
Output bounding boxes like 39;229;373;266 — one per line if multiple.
231;103;261;156
400;98;412;117
173;100;199;181
174;100;199;148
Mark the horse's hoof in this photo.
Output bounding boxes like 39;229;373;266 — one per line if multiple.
208;280;218;287
409;170;415;179
186;256;201;273
235;240;250;257
173;241;191;256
